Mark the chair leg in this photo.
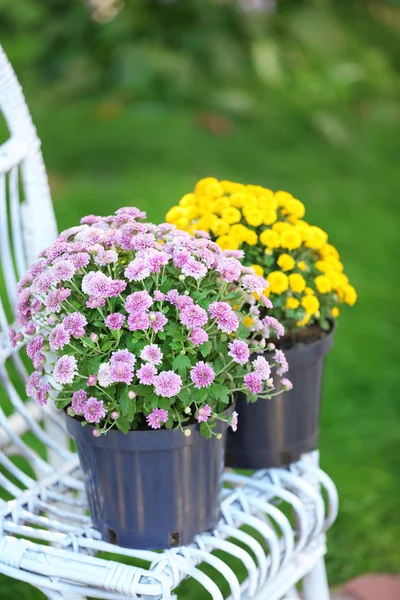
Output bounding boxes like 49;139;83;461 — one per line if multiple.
302;557;330;600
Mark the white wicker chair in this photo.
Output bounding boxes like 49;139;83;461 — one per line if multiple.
0;45;338;600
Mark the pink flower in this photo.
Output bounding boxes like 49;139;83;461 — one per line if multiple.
263;316;285;339
110;362;134;385
231;411;239;432
260;294;273;309
181;257;207;280
190;362;216;389
26;335;44;359
252;356;271;380
87;375;97;386
98;363;112;387
108;279;127;297
49;324;70;351
228;340;250;365
209;301;239;334
189;328;209;346
86;296;105;309
128;312;150;331
147;250;170;273
104;312;126;330
217;257;242;282
125;291;153;313
33;272;53;294
281;377;293;391
33;353;45;371
140;344;163;365
71;389;87;413
45;288;71;313
130;233;155;251
80;214;102;225
242;274;267;295
82;271;110;296
165;289;179;305
175;295;194;311
36;382;50;406
146;407;169;429
53;355;78;385
154;371;182;398
94;248;118;266
24;322;37;336
149;311;168;333
124;258;151;281
51;259;76;283
173;249;191;268
63;312;87;338
26;371;41;397
154;290;165;301
71;252;90;269
137;362;157;385
110;349;136;368
274;349;289;376
196;404;212;423
244;372;263;395
179;304;208;329
83;397;106;423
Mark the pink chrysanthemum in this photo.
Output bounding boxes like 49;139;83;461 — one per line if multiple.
231;410;239;432
175;295;194;311
45;288;71;313
154;371;182;398
209;302;239;334
71;389;87;413
24;322;37;336
281;378;293;391
189;328;209;346
125;291;153;314
153;290;165;301
53;355;78;385
140;344;163;365
252;356;271;380
49;324;70;351
110;349;136;368
244;372;263;395
36;382;50;406
94;248;118;266
137;362;157;385
179;304;208;329
242;274;267;295
124;258;151;281
263;316;285;340
97;363;112;387
181;257;208;280
217;257;242;282
274;349;289;376
146;407;169;430
52;259;76;283
127;312;150;331
71;252;90;269
26;335;44;359
83;397;106;423
87;374;97;386
147;250;170;273
228;340;250;365
26;371;41;397
63;312;87;338
110;362;134;385
196;404;212;423
149;311;168;333
104;312;126;330
260;294;273;309
190;361;216;389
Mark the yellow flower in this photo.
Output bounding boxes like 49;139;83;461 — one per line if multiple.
297;314;311;327
298;260;307;271
212;197;231;215
320;243;340;260
275;190;293;207
286;297;300;309
267;271;289;294
243;316;254;328
251;264;264;276
197;213;218;230
211;218;230;237
326;269;341;289
230;223;249;242
343;284;357;306
245;229;258;246
263;208;277;225
175;217;189;230
258;191;277;209
179;193;197;207
230;191;248;208
315;260;329;273
205;182;224;198
289;273;306;293
325;256;344;273
306;226;328;249
195;177;218;194
272;221;292;234
314;275;332;294
294;221;313;242
286;198;305;219
243;208;263;227
247;184;265;195
216;235;238;251
281;228;302;250
305;286;315;295
222;206;241;225
337;273;349;288
331;306;340;318
184;206;199;221
220;180;245;194
301;295;320;315
277;253;295;272
165;206;184;223
259;229;280;249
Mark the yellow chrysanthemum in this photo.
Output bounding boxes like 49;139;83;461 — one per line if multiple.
306;226;328;249
175;217;190;230
297;260;307;272
297;314;311;327
259;229;280;249
212;197;231;215
343;284;357;306
211;218;230;237
332;307;340;318
285;198;305;219
245;229;258;246
305;286;315;295
320;243;340;260
301;295;320;315
277;253;295;272
325;269;341;289
165;206;184;223
195;177;218;194
220;180;245;194
272;221;292;234
230;223;249;242
243;208;263;227
222;207;241;225
179;193;197;207
263;208;277;226
286;297;300;309
275;190;293;207
251;264;264;277
243;316;254;328
230;191;248;208
289;273;306;293
183;206;200;221
258;191;277;209
325;256;344;273
315;275;332;294
267;271;289;294
294;221;313;242
216;235;238;251
280;228;302;250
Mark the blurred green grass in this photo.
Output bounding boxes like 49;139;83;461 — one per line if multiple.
1;95;399;597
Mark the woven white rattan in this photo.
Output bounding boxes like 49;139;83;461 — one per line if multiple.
0;44;338;599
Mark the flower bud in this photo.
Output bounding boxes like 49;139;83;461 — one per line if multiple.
90;332;98;342
267;343;275;351
181;349;186;355
184;406;191;415
92;429;101;438
128;391;136;400
184;429;191;437
149;312;156;322
216;433;223;440
179;274;186;281
111;411;119;420
66;407;75;417
87;375;97;386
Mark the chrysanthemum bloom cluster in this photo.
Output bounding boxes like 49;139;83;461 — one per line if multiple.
12;208;289;437
166;178;357;333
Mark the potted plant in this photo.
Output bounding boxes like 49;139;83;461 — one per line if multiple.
165;177;357;468
13;206;288;549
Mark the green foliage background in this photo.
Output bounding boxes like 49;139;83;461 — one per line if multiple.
0;0;400;597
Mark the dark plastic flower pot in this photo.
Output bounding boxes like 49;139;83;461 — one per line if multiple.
225;327;335;469
65;405;233;550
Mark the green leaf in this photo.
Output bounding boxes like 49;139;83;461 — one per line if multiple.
101;340;114;351
116;416;130;434
165;321;184;342
172;353;192;377
209;383;230;404
55;398;71;410
178;389;191;405
199;341;213;358
200;422;213;439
